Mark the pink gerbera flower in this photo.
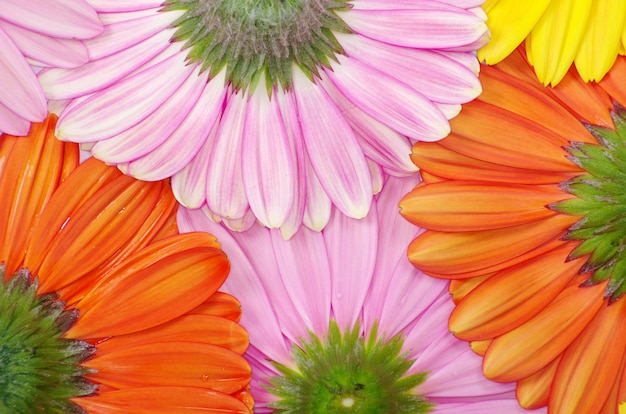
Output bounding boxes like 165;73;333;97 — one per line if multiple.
41;0;488;238
0;0;102;135
177;175;541;413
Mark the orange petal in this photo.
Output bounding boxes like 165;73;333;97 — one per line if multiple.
483;277;606;382
449;274;492;304
516;356;560;410
407;214;576;277
470;339;491;356
73;387;251;414
450;245;582;340
66;233;229;339
95;314;248;355
550;297;626;413
400;181;566;232
599;350;626;414
191;292;243;323
85;342;251;394
599;56;626;105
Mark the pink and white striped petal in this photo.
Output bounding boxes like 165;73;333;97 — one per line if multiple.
243;81;295;229
0;26;45;122
86;0;164;13
56;48;190;142
293;67;372;219
206;90;249;220
302;154;332;232
0;0;102;39
323;56;450;141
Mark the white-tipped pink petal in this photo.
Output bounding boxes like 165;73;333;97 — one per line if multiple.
56;49;190;142
222;209;257;232
1;20;88;68
270;227;332;336
337;33;481;104
243;81;295;229
302;153;331;232
293;67;372;218
90;65;201;163
87;0;165;13
276;90;306;240
0;102;30;135
325;207;378;329
125;71;227;180
367;159;384;193
206;90;249;220
324;55;449;141
0;26;45;123
339;4;487;49
0;0;102;39
40;28;175;100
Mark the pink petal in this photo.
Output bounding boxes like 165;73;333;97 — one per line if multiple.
88;0;165;12
125;71;227;181
302;153;331;231
56;49;191;142
293;68;372;218
270;227;332;336
0;0;102;39
205;91;249;220
243;83;295;228
339;5;487;49
323;56;450;141
0;26;45;122
435;400;535;414
337;33;481;104
276;90;306;240
0;20;88;68
367;159;384;194
222;209;257;232
0;102;30;135
324;207;378;329
40;27;175;100
90;66;201;163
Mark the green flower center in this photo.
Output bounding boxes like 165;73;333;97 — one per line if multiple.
163;0;352;93
552;107;626;302
267;321;433;413
0;265;96;413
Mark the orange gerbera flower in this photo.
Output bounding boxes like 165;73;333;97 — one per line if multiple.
400;49;626;413
0;114;253;413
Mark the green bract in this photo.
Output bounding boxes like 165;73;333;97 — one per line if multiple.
0;265;96;413
552;107;626;302
267;321;433;413
163;0;352;94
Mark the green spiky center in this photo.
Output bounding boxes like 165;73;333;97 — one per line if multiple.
163;0;352;93
0;265;96;413
267;321;433;413
552;107;626;302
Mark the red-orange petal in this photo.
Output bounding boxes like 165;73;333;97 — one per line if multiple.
66;233;229;339
73;387;251;414
85;342;251;394
450;245;582;340
190;292;243;323
400;181;566;232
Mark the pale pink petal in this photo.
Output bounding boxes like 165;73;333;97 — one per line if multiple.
324;207;378;329
276;90;306;240
302;154;331;231
125;71;227;180
435;400;536;414
367;159;384;194
87;0;164;12
0;102;30;135
0;26;45;122
321;75;417;175
270;227;332;336
437;103;462;119
0;0;102;39
436;50;481;75
222;209;257;232
339;5;487;49
56;49;191;142
323;55;450;141
40;28;175;100
293;67;372;218
90;65;201;163
243;81;295;228
206;91;249;220
337;33;482;104
0;20;88;68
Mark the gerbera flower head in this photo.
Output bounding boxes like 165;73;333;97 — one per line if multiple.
478;0;626;86
0;0;102;136
0;114;253;413
178;175;541;413
40;0;488;238
400;48;626;413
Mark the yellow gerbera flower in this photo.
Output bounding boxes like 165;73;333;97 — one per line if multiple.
0;114;253;413
479;0;626;85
